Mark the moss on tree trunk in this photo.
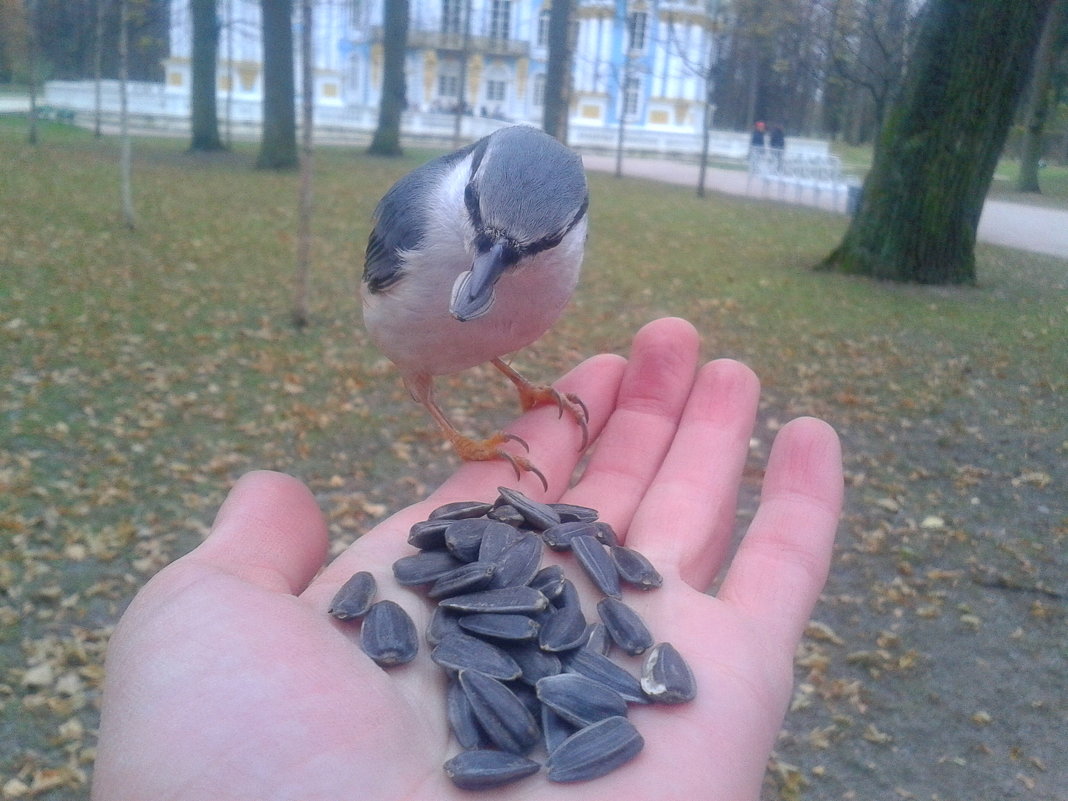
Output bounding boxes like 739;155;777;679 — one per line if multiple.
820;0;1053;284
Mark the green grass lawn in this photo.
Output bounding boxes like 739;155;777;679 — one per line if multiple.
1;118;1065;798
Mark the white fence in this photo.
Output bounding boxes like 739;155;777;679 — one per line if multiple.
42;79;832;160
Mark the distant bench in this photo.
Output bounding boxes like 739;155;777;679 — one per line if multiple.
746;146;855;211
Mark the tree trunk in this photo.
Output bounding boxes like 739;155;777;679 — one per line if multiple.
26;0;38;145
1018;0;1066;192
293;0;313;329
820;0;1053;284
191;0;225;151
256;0;298;170
94;0;105;137
543;0;573;142
368;0;409;156
118;0;136;229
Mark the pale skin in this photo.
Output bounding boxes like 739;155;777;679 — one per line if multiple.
92;317;844;801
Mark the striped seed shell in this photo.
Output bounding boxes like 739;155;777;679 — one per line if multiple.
529;564;566;600
406;518;452;550
438;586;549;615
504;641;563;685
538;603;589;652
640;642;697;704
592;521;620;547
486;532;543;589
477;523;525;563
536;673;628;727
444;518;498;562
550;502;599;523
458;612;540;641
610;545;663;590
327;571;377;620
486;503;526;526
446;679;488;749
545;716;644;783
426;561;497;599
428;500;494;520
581;622;612;656
359;600;418;667
495;486;561;530
542;704;577;754
392;550;463;586
431;632;522;680
442;749;540;790
565;647;649;704
551;578;581;611
458;669;541;755
541;521;601;551
425;606;464;646
597;597;654;655
572;535;622;598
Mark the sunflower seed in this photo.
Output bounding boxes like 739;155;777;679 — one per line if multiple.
459;669;541;755
581;622;612;656
447;679;488;749
477;523;525;563
443;749;540;790
439;586;549;615
572;535;622;598
425;605;464;646
597;597;654;655
495;486;561;530
640;642;697;704
486;503;526;526
529;564;566;600
426;561;497;599
445;518;498;562
536;673;628;727
550;502;599;523
327;571;377;620
486;533;543;589
429;500;494;520
545;716;644;783
610;545;663;590
360;600;418;667
538;603;589;652
392;550;463;586
504;641;563;685
566;647;648;704
592;521;620;547
459;613;540;641
431;632;522;680
541;520;600;551
406;518;452;550
542;704;576;754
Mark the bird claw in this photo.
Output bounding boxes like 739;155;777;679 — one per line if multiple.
445;431;548;492
518;385;590;452
499;452;548;493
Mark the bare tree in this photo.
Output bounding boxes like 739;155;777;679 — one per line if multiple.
293;0;314;328
94;0;106;136
369;0;409;156
543;0;574;141
1018;0;1067;192
191;0;225;151
119;0;136;228
257;0;298;169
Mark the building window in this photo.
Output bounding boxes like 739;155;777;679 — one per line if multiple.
442;0;462;35
537;8;550;47
486;79;507;102
627;11;647;51
533;73;546;106
489;0;511;41
623;75;641;118
439;73;460;98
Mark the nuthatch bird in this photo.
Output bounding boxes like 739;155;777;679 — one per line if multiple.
362;125;590;489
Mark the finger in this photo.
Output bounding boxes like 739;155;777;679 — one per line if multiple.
187;470;329;595
717;417;843;653
624;359;760;588
563;317;701;531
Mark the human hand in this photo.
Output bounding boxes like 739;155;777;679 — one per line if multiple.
92;317;843;801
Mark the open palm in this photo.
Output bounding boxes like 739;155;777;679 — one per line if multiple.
92;318;843;801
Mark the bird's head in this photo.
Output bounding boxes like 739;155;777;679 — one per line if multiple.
450;127;589;322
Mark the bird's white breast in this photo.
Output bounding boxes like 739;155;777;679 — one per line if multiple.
362;156;586;378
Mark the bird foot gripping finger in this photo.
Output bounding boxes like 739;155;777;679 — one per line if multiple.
449;432;549;492
517;385;590;452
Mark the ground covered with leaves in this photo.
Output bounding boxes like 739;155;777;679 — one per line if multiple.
1;122;1064;800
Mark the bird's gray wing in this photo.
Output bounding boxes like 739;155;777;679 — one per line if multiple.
363;141;482;294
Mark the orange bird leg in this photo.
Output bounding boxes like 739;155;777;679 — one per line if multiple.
410;375;549;491
491;358;589;451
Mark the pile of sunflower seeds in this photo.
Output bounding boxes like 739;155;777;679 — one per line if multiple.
327;486;696;790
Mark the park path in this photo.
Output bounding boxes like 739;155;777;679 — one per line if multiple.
582;153;1068;260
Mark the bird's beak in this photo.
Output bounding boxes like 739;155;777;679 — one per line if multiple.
450;241;511;322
